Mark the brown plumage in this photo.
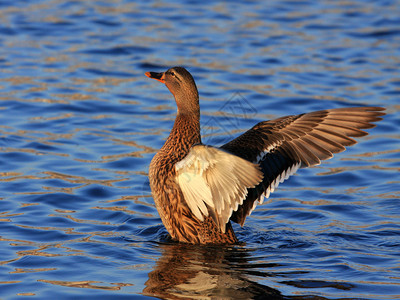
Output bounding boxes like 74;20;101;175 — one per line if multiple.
146;66;385;244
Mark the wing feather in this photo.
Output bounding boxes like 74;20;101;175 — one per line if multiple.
175;145;263;232
222;106;385;226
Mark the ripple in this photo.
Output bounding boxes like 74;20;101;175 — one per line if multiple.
83;46;151;56
348;29;400;38
0;0;399;299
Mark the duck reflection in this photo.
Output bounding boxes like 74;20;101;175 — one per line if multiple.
143;242;283;299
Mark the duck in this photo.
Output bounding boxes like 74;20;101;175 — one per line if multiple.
145;66;385;244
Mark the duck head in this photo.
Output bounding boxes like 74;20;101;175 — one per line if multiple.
145;67;199;115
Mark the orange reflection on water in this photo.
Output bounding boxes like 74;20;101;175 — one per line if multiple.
37;279;133;290
10;268;57;274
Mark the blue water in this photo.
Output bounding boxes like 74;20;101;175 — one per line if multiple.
0;0;399;299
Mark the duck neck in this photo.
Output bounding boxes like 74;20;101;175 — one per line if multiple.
161;99;201;162
173;85;200;115
174;89;201;144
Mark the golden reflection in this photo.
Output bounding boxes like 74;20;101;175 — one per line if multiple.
147;104;175;112
13;191;55;196
20;203;39;208
10;268;57;274
51;93;96;101
91;114;113;120
1;236;113;265
0;281;21;284
1;172;23;177
41;186;77;194
16;245;62;258
119;100;140;105
109;139;156;153
0;212;23;220
373;192;400;199
48;213;112;226
0;146;69;158
91;168;146;176
44;55;70;63
100;152;143;160
41;171;128;187
71;76;136;87
3;76;35;85
91;205;153;218
54;209;75;213
37;279;132;290
143;243;282;299
317;164;400;176
27;85;47;93
17;292;35;296
102;195;154;207
352;148;400;158
30;113;74;121
0;146;68;157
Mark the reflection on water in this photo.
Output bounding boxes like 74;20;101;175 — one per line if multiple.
144;240;379;300
37;279;133;291
0;0;399;299
144;243;284;299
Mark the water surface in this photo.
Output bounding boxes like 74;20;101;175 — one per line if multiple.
0;0;399;299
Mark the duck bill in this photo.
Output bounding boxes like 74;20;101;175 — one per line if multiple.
145;71;165;83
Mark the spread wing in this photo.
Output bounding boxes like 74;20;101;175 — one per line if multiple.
175;145;263;232
221;106;386;226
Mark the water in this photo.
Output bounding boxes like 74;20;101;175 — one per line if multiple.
0;0;399;299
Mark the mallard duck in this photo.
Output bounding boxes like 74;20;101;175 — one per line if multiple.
145;66;385;244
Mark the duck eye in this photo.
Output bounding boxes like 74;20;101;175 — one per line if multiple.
170;71;175;77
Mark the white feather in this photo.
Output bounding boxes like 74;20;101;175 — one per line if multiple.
175;145;263;232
